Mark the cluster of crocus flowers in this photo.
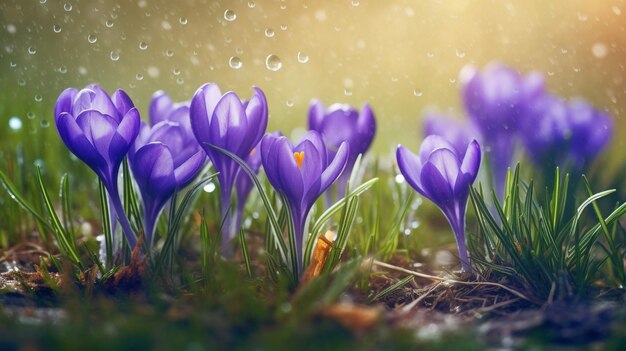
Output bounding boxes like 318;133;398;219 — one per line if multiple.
308;101;376;197
190;83;268;255
462;63;545;197
397;136;481;272
55;84;140;248
520;94;612;173
128;91;206;246
261;131;349;274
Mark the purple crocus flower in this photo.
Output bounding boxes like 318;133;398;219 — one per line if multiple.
397;135;481;272
565;98;612;169
520;94;612;171
128;91;206;245
261;131;349;274
422;108;480;158
462;63;544;197
54;84;139;247
190;83;268;254
308;100;376;196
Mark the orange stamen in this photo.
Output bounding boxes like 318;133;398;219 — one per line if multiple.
294;151;304;169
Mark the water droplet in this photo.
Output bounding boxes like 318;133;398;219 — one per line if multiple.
8;117;22;131
172;67;181;75
58;65;67;74
455;49;465;58
413;88;423;97
224;9;236;21
17;79;26;86
176;77;184;85
78;66;87;75
179;17;188;25
28;46;37;55
560;48;568;54
105;20;114;28
135;73;143;80
247;1;255;8
449;77;457;83
577;12;587;21
40;0;47;4
391;77;399;82
139;41;148;50
280;4;286;10
110;51;120;61
147;66;159;78
64;3;72;11
573;67;581;73
592;42;608;58
9;61;16;68
88;34;97;43
6;24;16;34
53;24;62;33
161;21;172;30
286;100;294;107
547;71;555;76
395;174;405;184
165;50;174;57
34;94;43;102
265;28;275;37
203;182;216;193
228;56;242;69
344;89;352;96
235;47;244;55
40;120;50;128
297;51;309;63
265;54;282;71
351;0;360;6
280;24;287;31
26;112;35;120
426;52;434;58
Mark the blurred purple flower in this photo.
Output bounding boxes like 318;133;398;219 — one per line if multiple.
422;108;480;158
54;84;139;247
565;99;612;168
397;135;481;272
308;100;376;196
128;91;206;245
261;131;349;274
462;63;544;197
190;83;268;254
520;94;612;171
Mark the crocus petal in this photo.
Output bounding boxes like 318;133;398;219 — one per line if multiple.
296;139;323;191
396;145;426;196
460;140;481;182
190;83;223;145
307;100;325;131
261;134;283;188
85;84;120;121
419;135;458;165
427;148;461;187
317;141;349;193
174;149;206;187
276;138;304;204
115;107;140;144
111;89;135;117
56;112;108;175
131;143;177;218
243;87;269;151
149;90;174;125
420;161;454;208
299;130;328;167
210;92;248;155
54;88;77;122
75;109;118;159
355;103;376;153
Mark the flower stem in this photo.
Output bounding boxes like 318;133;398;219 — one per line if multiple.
106;185;137;248
446;207;472;273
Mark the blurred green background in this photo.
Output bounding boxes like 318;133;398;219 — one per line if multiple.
1;0;625;153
